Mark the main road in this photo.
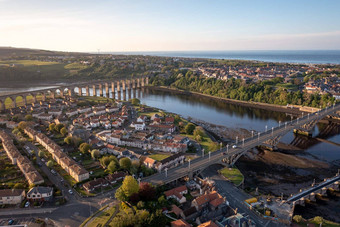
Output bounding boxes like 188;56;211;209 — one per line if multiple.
144;103;340;186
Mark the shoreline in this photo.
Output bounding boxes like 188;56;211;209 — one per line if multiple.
148;86;309;116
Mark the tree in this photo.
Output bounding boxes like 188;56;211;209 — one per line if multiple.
13;183;24;189
130;98;140;105
139;182;156;201
12;128;20;135
115;187;127;201
49;123;56;132
107;161;118;173
121;176;139;198
55;123;64;133
38;150;44;158
157;195;167;206
79;143;91;153
313;216;323;224
119;157;132;170
64;136;72;145
293;215;302;223
46;160;54;168
25;115;33;121
18;121;28;130
185;123;196;135
60;127;67;137
91;149;100;160
73;137;83;147
101;156;118;168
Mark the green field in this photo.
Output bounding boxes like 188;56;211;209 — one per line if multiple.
181;133;216;153
275;83;299;90
220;167;244;186
149;154;170;161
87;206;116;227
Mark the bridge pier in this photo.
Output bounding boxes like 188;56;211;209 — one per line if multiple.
141;78;145;87
145;77;149;85
117;81;120;92
111;82;115;95
137;78;140;88
99;84;103;96
68;89;75;97
86;86;90;96
92;85;96;96
122;80;126;91
105;83;109;97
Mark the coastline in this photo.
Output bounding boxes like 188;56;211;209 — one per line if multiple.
148;86;309;115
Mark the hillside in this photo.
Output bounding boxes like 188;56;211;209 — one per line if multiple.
0;47;88;59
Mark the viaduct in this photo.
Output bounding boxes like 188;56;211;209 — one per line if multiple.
0;76;149;110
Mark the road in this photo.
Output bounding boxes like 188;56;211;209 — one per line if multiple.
144;103;340;185
201;165;288;227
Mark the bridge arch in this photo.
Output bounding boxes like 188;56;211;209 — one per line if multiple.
0;99;4;111
15;95;26;107
73;87;81;96
35;92;46;102
4;97;15;109
25;93;36;104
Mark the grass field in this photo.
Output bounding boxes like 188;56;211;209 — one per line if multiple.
275;83;298;90
181;133;216;153
220;167;244;186
294;218;340;227
87;206;116;227
149;154;170;161
0;60;61;66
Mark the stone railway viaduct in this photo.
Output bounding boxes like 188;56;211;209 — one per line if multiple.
0;77;149;110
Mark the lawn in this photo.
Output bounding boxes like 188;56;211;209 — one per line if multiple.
149;154;170;161
294;218;340;227
87;206;116;227
181;133;216;153
0;60;61;66
220;167;244;186
138;111;161;117
275;83;299;91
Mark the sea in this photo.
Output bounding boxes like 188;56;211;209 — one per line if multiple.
108;50;340;64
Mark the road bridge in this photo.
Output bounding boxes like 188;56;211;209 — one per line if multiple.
143;103;340;186
0;76;149;110
286;174;340;206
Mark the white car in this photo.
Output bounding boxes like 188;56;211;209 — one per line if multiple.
24;201;30;208
232;145;237;149
68;189;73;195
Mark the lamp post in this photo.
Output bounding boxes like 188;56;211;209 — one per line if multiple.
279;121;281;127
242;138;245;147
202;149;204;157
272;127;274;135
188;159;191;169
251;131;254;138
209;151;211;161
165;168;168;178
285;122;287;129
258;132;260;141
308;113;310;119
236;136;238;144
226;144;229;153
265;125;267;132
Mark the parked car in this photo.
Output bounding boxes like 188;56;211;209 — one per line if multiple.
24;201;30;208
232;145;237;149
8;219;14;225
68;189;73;195
51;169;57;175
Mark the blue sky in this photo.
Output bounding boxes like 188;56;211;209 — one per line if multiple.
1;0;339;52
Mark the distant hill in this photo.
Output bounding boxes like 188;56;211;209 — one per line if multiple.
0;47;89;59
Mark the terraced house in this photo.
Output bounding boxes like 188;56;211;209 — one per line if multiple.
24;127;89;182
0;130;44;186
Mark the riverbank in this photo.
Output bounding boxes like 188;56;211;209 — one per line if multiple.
149;86;310;115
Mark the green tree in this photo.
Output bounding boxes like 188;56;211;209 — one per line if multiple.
12;128;20;135
293;215;302;223
91;149;101;160
60;127;67;136
121;176;139;198
107;161;118;173
130;98;140;105
55;123;64;133
313;216;323;224
49;123;56;132
185;123;196;135
115;187;127;201
157;195;167;206
64;136;72;145
18;121;28;130
25;115;33;121
46;160;54;168
38;150;44;158
79;143;91;153
119;157;132;170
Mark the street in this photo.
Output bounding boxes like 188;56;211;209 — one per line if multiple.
201;165;288;227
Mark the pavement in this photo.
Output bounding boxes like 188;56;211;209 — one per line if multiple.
201;165;288;227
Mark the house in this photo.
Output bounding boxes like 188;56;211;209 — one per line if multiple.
106;107;119;113
165;117;175;124
155;153;185;172
137;115;147;123
164;185;188;204
105;172;127;184
83;178;108;192
198;221;218;227
0;189;25;205
171;204;183;218
192;191;225;211
27;187;53;201
37;113;53;121
133;122;146;131
171;219;192;227
181;206;198;221
142;156;157;168
65;109;79;117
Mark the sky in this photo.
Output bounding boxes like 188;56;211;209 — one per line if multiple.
1;0;340;52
